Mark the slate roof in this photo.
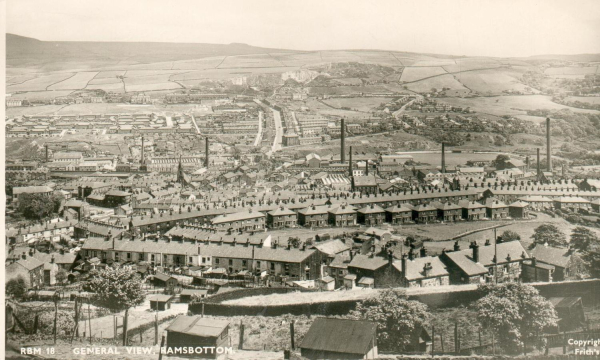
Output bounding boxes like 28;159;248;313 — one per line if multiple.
198;243;316;263
348;254;388;271
357;204;385;214
13;186;53;195
211;210;265;224
300;318;377;355
9;256;44;271
267;207;296;216
444;241;528;276
530;245;574;268
148;294;173;302
314;240;350;256
166;315;229;337
395;256;449;281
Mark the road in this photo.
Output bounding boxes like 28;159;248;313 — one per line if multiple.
190;114;201;134
253;111;263;147
271;108;283;153
78;299;187;339
393;95;422;119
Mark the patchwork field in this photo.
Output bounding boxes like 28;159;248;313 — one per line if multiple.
8;90;74;100
565;96;600;105
218;54;287;68
440;95;600;116
7;72;74;92
442;58;505;73
94;70;126;78
405;74;470;93
401;66;448;82
453;68;533;94
545;66;598;79
47;71;98;90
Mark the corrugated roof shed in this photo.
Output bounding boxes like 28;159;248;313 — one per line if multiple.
300;317;377;355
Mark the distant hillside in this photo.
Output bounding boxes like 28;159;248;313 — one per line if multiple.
6;33;299;70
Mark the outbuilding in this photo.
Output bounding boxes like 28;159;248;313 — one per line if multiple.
166;315;230;358
300;317;378;360
149;294;173;311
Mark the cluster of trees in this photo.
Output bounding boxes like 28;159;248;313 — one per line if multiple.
17;193;64;220
530;224;599;277
350;283;558;354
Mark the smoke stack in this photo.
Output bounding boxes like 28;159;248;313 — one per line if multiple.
525;156;530;172
537;148;542;181
340;118;345;163
141;136;145;164
401;254;407;275
205;137;209;168
546;118;552;172
365;159;369;176
349;146;353;177
45;144;49;163
441;142;446;174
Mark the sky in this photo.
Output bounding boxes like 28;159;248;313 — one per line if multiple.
5;0;600;57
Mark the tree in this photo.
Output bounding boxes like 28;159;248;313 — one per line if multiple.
84;265;145;345
500;230;521;242
55;268;68;286
475;283;558;354
570;227;599;251
6;276;27;299
348;289;430;352
493;154;511;169
531;224;567;247
18;193;55;219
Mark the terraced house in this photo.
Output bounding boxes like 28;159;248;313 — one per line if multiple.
198;242;320;280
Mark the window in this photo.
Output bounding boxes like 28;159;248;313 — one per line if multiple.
189;257;193;263
151;254;155;261
270;262;275;271
228;259;233;266
215;258;220;264
127;253;131;260
256;261;261;268
242;260;247;267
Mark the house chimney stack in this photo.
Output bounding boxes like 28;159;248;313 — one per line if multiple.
546;118;552;172
454;240;460;252
205;137;209;168
340;118;345;164
472;241;480;263
441;143;446;174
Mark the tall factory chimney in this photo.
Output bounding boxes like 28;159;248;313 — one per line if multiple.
349;146;353;177
45;144;49;163
205;137;209;168
141;137;145;164
365;159;369;176
536;148;541;181
525;156;530;172
441;143;446;174
546;117;552;172
340;118;346;163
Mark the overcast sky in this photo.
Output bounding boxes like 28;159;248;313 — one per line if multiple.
6;0;600;57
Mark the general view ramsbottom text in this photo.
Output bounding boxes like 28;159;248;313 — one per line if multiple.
69;346;234;355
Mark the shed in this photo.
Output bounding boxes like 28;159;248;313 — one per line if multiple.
319;276;335;291
180;289;209;303
153;272;178;290
300;317;378;360
149;294;173;311
343;274;357;290
549;297;586;331
166;315;230;358
357;277;375;289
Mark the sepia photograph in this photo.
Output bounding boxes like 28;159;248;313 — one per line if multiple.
2;0;600;359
